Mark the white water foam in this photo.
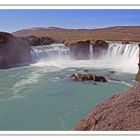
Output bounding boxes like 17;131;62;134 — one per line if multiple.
31;44;70;62
11;71;40;93
107;79;134;87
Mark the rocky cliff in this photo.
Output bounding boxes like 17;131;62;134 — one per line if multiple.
75;84;140;131
0;32;31;69
92;40;108;58
65;40;108;60
65;40;91;59
135;44;140;82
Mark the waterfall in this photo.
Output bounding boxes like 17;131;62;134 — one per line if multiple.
31;44;70;62
89;43;93;59
107;42;139;66
96;42;139;73
31;42;139;73
107;42;139;59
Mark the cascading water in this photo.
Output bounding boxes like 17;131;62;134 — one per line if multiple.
89;43;94;59
100;42;139;73
31;44;71;62
31;42;139;73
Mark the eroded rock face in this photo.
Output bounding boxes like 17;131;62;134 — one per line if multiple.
66;40;90;60
71;73;107;82
135;44;140;82
92;40;108;58
74;84;140;131
20;35;55;46
0;32;31;69
66;40;108;60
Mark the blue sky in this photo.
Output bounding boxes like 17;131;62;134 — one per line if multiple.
0;9;140;33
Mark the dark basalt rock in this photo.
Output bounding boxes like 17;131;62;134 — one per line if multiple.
66;40;108;60
121;41;129;44
66;40;90;60
0;32;31;69
71;73;107;82
94;76;107;82
92;40;108;58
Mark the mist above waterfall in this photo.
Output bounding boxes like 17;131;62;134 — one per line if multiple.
31;42;139;73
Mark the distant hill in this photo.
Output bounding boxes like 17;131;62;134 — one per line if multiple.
12;26;140;42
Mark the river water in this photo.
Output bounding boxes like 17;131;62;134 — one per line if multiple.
0;43;138;130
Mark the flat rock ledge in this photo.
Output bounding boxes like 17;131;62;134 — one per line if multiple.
74;84;140;131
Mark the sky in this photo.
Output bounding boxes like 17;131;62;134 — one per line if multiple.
0;9;140;33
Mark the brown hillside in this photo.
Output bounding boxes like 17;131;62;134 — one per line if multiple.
12;26;140;42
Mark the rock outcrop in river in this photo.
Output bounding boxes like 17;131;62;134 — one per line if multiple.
71;73;107;82
0;32;31;69
75;84;140;130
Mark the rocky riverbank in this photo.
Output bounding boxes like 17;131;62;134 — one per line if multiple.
135;44;140;82
75;84;140;131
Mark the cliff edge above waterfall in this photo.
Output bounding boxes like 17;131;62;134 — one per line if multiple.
75;84;140;131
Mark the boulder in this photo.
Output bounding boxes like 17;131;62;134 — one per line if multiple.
92;40;108;58
0;32;31;69
71;73;107;82
66;40;90;60
94;76;107;82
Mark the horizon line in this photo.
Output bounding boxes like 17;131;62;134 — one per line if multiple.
10;25;140;33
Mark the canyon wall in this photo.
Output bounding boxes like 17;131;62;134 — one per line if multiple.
135;44;140;82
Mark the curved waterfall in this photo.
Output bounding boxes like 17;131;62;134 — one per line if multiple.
31;42;139;73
